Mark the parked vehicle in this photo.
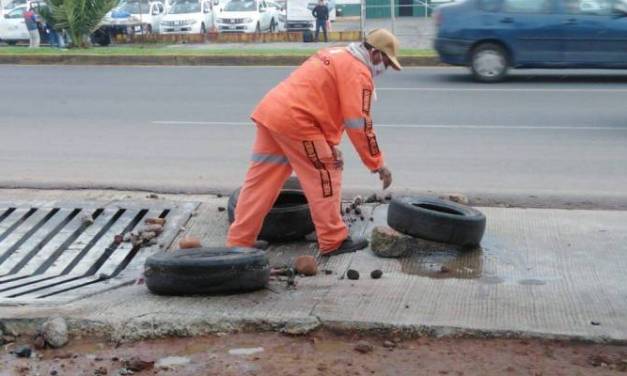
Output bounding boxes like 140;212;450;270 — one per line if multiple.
434;0;627;82
266;0;286;31
0;3;49;45
215;0;277;32
159;0;214;33
100;0;166;35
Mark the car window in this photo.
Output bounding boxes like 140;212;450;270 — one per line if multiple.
8;7;25;18
561;0;613;15
224;0;257;11
478;0;502;11
503;0;551;13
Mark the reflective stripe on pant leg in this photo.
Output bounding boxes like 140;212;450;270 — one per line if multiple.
269;132;347;252
227;124;292;248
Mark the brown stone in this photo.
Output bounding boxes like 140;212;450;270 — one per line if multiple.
123;357;154;372
179;237;201;249
354;341;373;354
294;256;317;276
143;224;164;234
145;217;166;225
441;193;469;205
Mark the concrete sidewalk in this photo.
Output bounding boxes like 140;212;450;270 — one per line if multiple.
1;189;626;343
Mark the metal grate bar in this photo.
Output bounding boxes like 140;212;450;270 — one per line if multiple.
0;208;37;245
36;209;164;298
0;208;60;266
0;208;16;225
5;209;142;298
0;201;197;304
0;208;89;281
0;209;79;275
0;208;113;292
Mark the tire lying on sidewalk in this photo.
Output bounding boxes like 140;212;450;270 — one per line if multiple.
228;177;314;242
144;247;270;295
387;196;486;247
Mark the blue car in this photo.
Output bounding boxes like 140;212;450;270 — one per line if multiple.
434;0;627;82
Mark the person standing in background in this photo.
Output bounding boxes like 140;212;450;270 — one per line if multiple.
312;0;329;42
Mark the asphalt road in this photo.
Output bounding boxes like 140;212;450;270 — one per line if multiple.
1;65;627;208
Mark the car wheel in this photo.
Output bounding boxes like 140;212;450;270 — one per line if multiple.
201;22;206;33
227;177;314;242
387;196;486;247
144;247;270;295
470;43;508;83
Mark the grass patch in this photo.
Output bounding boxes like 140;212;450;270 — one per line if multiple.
0;45;436;57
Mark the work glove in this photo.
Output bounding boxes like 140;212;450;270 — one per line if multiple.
375;166;392;190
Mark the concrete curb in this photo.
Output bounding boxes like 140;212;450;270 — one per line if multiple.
2;316;625;345
0;54;441;66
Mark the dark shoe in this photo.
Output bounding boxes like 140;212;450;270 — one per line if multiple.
254;240;269;250
322;236;368;257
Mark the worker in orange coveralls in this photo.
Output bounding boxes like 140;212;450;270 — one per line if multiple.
227;28;401;257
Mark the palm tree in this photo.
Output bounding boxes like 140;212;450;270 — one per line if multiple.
40;0;120;48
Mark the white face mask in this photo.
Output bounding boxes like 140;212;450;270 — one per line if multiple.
370;50;386;77
373;61;386;77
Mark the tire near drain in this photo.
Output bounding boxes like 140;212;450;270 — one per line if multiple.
387;196;486;247
144;247;270;295
227;177;313;241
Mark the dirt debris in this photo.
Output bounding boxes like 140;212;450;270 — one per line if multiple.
370;269;383;279
13;345;31;358
347;269;360;280
122;356;154;371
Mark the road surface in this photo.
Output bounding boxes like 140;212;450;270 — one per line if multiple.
1;65;626;208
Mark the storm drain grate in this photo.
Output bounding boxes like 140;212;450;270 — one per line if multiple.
0;200;197;305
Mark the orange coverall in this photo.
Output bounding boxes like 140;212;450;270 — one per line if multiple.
227;47;384;253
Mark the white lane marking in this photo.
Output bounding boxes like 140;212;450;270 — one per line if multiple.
377;87;627;93
152;120;626;131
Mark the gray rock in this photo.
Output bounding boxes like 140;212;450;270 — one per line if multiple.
370;226;413;258
156;356;191;369
41;317;68;348
441;193;469;205
280;317;321;335
354;340;373;354
371;226;457;258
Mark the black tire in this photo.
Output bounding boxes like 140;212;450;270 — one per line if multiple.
92;29;111;46
470;43;509;83
144;247;270;295
387;196;486;247
227;177;313;242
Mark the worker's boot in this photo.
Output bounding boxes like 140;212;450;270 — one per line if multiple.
253;240;269;250
322;236;368;257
